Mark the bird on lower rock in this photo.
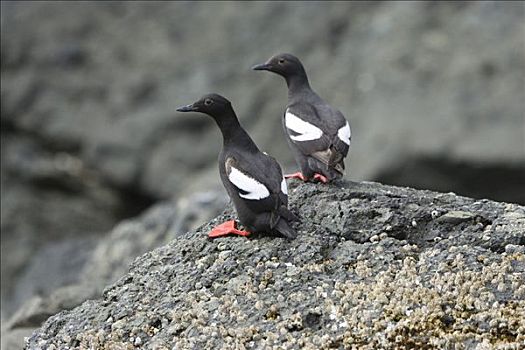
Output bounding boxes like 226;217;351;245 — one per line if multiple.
176;93;298;239
252;53;351;184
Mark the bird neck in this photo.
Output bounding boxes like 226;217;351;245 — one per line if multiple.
214;110;259;152
286;73;311;97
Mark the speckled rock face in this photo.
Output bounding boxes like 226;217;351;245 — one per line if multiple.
27;181;525;349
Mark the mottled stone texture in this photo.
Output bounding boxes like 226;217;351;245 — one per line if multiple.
27;181;524;349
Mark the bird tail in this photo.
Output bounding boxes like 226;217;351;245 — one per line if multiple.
274;218;297;240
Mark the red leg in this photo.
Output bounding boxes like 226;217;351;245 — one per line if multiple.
208;220;251;238
284;172;308;182
313;173;328;183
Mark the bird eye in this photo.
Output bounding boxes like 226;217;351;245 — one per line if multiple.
278;59;285;64
204;99;212;106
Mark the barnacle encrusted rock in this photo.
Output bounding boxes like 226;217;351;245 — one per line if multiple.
26;181;524;349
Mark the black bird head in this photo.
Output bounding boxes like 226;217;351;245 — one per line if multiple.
176;93;233;118
252;53;307;79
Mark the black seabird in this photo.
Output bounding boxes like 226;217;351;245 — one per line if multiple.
252;53;351;183
176;93;298;239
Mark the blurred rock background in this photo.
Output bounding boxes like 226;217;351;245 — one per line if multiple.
1;1;524;347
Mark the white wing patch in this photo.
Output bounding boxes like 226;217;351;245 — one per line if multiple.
285;110;323;142
281;178;288;195
337;121;351;146
228;166;270;200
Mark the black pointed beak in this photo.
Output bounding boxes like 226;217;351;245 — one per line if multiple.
251;63;271;71
176;104;196;112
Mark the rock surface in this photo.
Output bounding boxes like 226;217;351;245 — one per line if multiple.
2;191;226;350
0;131;155;319
26;181;525;349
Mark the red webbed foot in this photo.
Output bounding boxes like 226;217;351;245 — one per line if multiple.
284;172;308;182
313;173;328;183
208;220;251;238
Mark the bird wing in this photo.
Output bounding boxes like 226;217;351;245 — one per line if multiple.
227;164;270;200
284;104;332;158
224;153;287;227
285;103;350;168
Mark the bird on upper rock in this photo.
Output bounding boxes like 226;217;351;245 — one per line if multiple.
252;53;351;184
176;93;298;239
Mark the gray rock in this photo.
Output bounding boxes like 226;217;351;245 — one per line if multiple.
436;210;477;224
25;181;525;349
2;191;226;350
0;328;33;350
0;134;129;319
10;237;98;315
1;1;524;200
